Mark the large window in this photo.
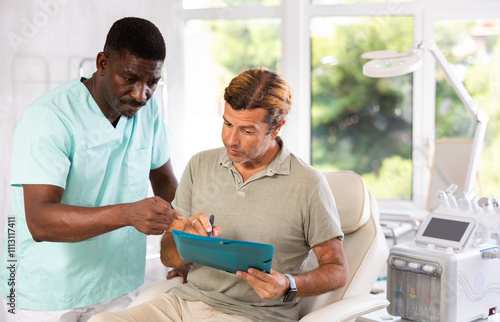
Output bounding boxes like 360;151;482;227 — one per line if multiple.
310;16;414;200
434;19;500;197
168;0;500;211
183;18;280;161
183;0;279;9
313;0;409;3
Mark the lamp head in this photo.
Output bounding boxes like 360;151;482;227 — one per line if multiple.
361;50;407;60
363;55;422;78
362;49;422;78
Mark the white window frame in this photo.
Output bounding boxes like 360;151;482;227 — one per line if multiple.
165;0;500;216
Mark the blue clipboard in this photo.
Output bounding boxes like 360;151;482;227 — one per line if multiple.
172;230;274;274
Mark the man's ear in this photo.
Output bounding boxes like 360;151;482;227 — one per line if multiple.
95;52;109;76
271;120;286;138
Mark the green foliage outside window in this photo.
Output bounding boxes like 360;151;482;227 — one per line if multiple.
311;17;414;200
435;20;500;197
205;14;500;200
208;19;281;94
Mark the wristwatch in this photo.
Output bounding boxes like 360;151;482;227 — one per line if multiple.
280;274;297;302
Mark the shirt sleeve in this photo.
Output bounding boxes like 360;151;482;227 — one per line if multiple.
171;155;197;219
304;175;344;247
10;106;71;189
150;96;172;170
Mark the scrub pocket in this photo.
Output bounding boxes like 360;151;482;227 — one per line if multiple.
125;147;152;198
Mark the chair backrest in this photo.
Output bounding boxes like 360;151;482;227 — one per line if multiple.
299;171;389;317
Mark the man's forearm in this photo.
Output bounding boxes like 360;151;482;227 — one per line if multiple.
292;237;349;297
27;202;128;243
150;160;178;203
293;262;349;297
24;184;179;243
152;183;177;204
160;228;189;268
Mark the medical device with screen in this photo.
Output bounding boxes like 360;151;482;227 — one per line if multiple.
415;213;477;249
388;211;499;321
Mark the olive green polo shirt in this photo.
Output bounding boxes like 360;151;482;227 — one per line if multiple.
171;139;343;321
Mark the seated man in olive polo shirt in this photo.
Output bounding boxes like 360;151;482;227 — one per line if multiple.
91;67;349;322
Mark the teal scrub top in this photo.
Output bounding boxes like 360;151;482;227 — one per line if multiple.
0;77;171;310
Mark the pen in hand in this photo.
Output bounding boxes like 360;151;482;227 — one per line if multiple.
208;215;215;237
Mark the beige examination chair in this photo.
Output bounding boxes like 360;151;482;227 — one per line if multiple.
130;171;389;321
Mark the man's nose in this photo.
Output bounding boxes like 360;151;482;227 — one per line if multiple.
226;129;239;146
131;82;148;103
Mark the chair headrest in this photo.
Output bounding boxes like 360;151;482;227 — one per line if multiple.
322;171;370;234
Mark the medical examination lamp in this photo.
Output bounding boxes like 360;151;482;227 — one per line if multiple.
361;39;489;195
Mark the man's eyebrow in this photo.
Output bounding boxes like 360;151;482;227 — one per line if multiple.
122;69;136;77
240;124;256;129
222;117;255;129
121;70;138;80
122;70;161;82
149;76;162;83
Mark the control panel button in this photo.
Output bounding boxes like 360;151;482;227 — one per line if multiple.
408;262;420;270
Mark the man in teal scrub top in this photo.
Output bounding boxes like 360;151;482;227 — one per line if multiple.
0;17;182;322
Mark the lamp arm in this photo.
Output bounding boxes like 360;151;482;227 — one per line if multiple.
465;119;488;193
419;39;489;194
418;39;486;124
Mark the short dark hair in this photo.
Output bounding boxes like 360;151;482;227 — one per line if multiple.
103;17;166;61
224;68;292;133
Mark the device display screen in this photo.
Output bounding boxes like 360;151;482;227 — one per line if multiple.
422;217;470;242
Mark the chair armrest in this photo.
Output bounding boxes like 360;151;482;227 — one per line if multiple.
128;276;183;308
299;294;389;322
